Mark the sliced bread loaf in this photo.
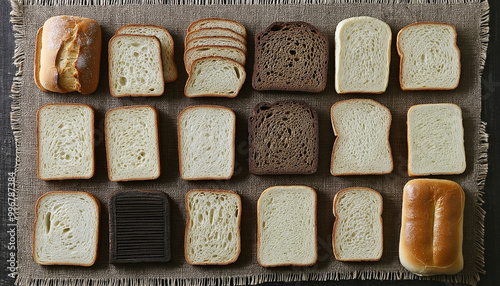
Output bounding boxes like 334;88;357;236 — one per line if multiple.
407;103;465;176
105;105;160;181
185;36;247;54
397;22;460;90
184;46;246;74
37;103;94;180
185;190;241;265
187;18;247;38
332;188;383;261
257;186;317;267
330;99;393;175
335;16;391;94
185;28;246;46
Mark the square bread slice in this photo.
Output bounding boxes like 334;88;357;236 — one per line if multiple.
185;190;241;265
178;105;235;180
407;103;466;176
37;103;94;180
335;16;391;94
187;18;247;39
108;34;164;97
330;99;393;175
33;191;100;266
185;36;247;54
257;185;317;267
184;46;246;74
332;187;383;261
105;105;160;181
248;100;319;175
397;22;460;90
185;28;246;47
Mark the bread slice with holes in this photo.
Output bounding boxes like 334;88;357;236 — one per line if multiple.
184;46;246;74
185;190;241;265
108;34;164;97
187;18;247;39
185;28;246;46
185;36;247;54
33;191;100;266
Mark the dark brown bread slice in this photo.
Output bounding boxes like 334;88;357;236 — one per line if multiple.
252;22;329;92
110;190;170;263
248;100;319;175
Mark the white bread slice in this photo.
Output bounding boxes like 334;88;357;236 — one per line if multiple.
397;22;460;90
37;103;94;180
185;190;241;265
335;16;391;94
185;36;247;54
187;18;246;38
330;99;393;175
108;34;164;97
33;191;100;266
105;105;160;181
178;105;235;180
257;185;317;267
332;187;383;261
185;28;246;46
407;103;465;176
116;24;178;83
185;57;246;98
184;46;246;74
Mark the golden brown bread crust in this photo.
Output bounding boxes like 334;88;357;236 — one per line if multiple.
399;179;464;276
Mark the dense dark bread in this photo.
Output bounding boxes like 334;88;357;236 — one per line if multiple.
252;22;329;92
248;100;319;174
110;190;171;263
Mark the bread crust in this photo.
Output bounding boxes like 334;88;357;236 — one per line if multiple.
37;103;95;181
177;105;235;180
332;187;383;261
185;36;247;55
185;28;247;46
399;179;465;276
257;185;318;267
397;22;461;91
105;105;161;181
33;191;101;266
187;18;247;38
184;189;241;265
330;99;393;176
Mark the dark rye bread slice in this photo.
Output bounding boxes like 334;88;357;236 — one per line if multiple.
110;190;171;263
248;100;319;174
252;22;329;92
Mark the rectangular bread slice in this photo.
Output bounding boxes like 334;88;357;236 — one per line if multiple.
184;46;246;74
185;190;241;265
187;18;247;39
257;185;317;267
332;187;383;261
185;28;246;47
105;105;160;181
185;36;247;54
37;103;94;180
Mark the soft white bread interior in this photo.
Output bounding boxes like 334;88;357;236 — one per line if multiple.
187;18;247;38
185;36;247;54
33;191;100;266
184;46;246;74
185;28;246;46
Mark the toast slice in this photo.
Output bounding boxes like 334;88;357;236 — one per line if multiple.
185;36;247;54
187;18;247;38
185;28;246;46
184;46;246;74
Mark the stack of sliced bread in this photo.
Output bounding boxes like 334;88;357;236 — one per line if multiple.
184;18;247;98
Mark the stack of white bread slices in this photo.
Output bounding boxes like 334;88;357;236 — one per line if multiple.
184;18;247;98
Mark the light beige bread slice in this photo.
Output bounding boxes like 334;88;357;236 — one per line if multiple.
335;16;391;94
185;57;246;98
37;103;94;180
185;190;241;265
105;105;160;181
184;46;246;74
108;34;164;97
330;99;393;175
178;105;235;180
33;191;100;266
116;24;178;83
185;36;247;54
407;103;465;176
257;185;317;267
185;28;246;46
187;18;247;39
332;187;383;261
397;22;460;90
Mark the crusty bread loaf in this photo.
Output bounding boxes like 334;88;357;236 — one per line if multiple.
330;99;393;175
33;191;100;266
399;179;465;276
116;24;178;83
187;18;247;38
35;15;101;94
185;190;241;265
335;16;391;94
185;36;247;54
332;188;383;261
37;103;94;180
257;185;317;267
105;106;160;181
185;28;246;46
407;103;465;176
397;22;460;90
178;105;235;180
108;34;164;97
184;46;246;74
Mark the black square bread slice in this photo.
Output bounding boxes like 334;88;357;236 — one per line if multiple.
110;190;170;263
248;100;319;175
252;22;329;92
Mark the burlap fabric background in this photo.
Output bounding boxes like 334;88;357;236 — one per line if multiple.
10;0;489;285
